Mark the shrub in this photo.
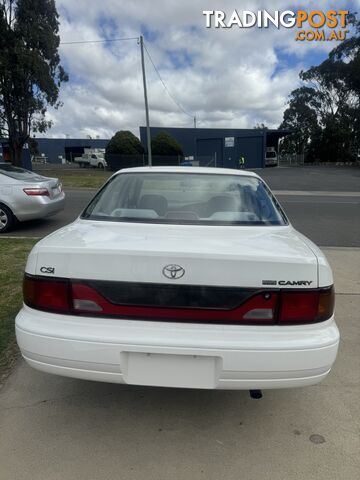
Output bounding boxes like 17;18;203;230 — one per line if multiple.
151;131;183;156
106;131;144;155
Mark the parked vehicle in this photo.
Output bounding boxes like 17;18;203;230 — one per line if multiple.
0;163;65;233
265;147;278;167
74;151;107;169
16;167;339;391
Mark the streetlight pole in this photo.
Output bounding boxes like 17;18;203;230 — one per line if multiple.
139;35;152;166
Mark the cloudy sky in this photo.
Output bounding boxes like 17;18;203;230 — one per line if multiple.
45;0;359;139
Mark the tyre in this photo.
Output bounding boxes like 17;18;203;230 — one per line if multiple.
0;204;14;233
98;163;104;169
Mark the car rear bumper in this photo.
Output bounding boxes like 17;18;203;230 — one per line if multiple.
15;305;340;390
15;192;65;221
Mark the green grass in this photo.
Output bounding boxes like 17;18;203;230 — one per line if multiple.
34;169;112;189
0;238;37;364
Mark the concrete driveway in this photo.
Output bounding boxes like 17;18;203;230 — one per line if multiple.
0;248;359;480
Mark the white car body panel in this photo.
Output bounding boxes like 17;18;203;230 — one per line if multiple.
16;167;339;390
298;232;334;286
16;306;338;389
27;221;320;288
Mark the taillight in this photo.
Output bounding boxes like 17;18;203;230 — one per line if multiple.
23;275;335;325
279;286;334;324
23;275;70;313
317;286;335;321
23;188;49;196
71;283;278;324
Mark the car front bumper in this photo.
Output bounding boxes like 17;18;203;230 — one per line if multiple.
15;305;340;390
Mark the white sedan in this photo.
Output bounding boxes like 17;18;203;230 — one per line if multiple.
16;167;339;392
0;163;65;233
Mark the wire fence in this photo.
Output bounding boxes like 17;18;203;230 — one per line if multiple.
278;153;305;167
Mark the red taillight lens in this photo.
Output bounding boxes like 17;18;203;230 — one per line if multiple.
279;291;318;324
23;188;49;196
23;275;70;312
279;286;334;324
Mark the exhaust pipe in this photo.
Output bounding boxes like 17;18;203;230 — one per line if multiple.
249;389;262;399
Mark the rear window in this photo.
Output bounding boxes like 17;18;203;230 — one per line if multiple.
266;151;277;158
82;172;288;226
0;164;45;181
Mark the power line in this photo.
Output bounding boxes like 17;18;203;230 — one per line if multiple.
143;42;195;120
60;37;139;45
60;35;197;126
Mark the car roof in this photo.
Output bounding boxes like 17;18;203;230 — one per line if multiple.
113;166;260;178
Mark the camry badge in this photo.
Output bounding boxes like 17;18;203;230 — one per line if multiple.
162;264;185;280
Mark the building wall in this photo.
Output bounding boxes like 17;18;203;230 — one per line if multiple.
139;127;267;169
1;138;110;164
35;138;109;163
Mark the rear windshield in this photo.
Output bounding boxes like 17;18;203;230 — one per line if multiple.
82;172;288;226
266;151;277;158
0;164;45;181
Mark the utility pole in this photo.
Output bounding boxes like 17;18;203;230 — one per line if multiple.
139;35;152;166
194;116;197;128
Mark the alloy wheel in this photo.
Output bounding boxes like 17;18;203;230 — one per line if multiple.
0;208;9;231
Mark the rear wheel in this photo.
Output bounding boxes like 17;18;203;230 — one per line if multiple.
0;204;14;233
98;162;104;169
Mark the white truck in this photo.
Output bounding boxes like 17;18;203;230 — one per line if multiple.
74;150;107;169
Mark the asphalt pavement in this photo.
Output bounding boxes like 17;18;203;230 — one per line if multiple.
258;165;360;192
0;248;359;480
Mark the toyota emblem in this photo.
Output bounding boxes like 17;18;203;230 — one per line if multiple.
162;264;185;280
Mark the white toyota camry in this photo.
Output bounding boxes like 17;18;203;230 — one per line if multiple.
16;167;339;392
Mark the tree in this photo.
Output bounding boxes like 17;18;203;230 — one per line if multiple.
280;13;360;162
28;137;39;157
280;87;321;154
329;13;360;159
151;131;183;156
0;0;68;166
253;123;268;130
106;130;144;155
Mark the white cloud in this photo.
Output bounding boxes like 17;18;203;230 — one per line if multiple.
41;0;357;138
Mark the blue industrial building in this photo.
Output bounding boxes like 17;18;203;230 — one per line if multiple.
36;138;109;163
0;138;109;165
140;127;289;169
1;127;289;168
